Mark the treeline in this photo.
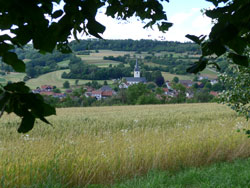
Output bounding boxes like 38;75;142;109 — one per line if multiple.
69;39;201;53
61;56;132;80
25;51;73;78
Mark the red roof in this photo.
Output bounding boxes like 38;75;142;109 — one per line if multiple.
40;91;54;96
41;85;53;89
210;91;218;96
163;88;169;92
102;90;113;97
92;90;102;95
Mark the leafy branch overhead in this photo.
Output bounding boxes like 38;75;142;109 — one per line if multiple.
186;0;250;73
0;0;171;132
0;82;56;133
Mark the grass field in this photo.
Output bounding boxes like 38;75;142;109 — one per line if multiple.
162;72;194;81
0;72;26;84
0;103;249;187
25;69;113;89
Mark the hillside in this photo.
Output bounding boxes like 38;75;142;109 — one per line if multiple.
1;48;219;89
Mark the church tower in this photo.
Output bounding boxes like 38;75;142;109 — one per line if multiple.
134;59;140;78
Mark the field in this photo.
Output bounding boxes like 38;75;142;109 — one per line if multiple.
25;70;113;89
0;103;249;187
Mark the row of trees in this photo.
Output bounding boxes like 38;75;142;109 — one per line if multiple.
70;39;201;54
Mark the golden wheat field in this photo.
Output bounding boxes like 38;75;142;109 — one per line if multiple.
0;103;250;187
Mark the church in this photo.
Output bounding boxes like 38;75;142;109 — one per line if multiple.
123;59;147;85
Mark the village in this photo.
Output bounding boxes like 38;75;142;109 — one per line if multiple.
32;60;220;105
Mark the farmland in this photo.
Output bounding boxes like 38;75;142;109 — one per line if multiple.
0;103;249;187
0;49;218;89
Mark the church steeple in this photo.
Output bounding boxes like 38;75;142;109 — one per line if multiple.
134;59;140;78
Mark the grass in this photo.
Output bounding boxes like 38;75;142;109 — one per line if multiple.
0;103;249;187
200;68;218;79
161;72;194;81
0;72;26;84
25;69;113;89
57;60;70;68
109;158;250;188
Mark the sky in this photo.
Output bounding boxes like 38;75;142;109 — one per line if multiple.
1;0;214;42
92;0;214;42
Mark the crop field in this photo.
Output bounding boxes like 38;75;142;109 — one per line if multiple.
0;103;249;187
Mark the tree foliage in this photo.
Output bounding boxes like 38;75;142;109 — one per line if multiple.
186;0;249;73
219;65;250;120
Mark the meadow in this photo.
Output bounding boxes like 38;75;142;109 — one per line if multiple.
0;103;249;187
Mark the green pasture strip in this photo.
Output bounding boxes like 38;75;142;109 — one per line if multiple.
57;60;70;68
0;72;26;84
106;158;250;188
25;69;113;89
161;72;194;81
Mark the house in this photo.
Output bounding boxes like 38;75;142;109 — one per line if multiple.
210;91;219;97
122;59;147;86
91;90;103;100
165;81;173;89
197;82;204;88
179;80;193;88
162;88;176;97
91;85;116;100
39;91;54;96
53;93;66;99
198;76;208;80
119;82;129;89
210;79;218;85
186;91;194;98
123;77;147;85
41;85;53;91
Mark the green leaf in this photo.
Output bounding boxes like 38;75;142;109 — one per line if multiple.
187;57;208;73
186;34;205;45
18;112;35;133
57;42;72;53
42;102;56;116
157;22;173;32
208;40;227;56
2;52;25;72
4;82;30;93
228;53;249;67
39;117;51;125
86;19;106;39
52;10;64;19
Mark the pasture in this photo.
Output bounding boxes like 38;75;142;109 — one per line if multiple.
0;103;249;187
25;69;113;89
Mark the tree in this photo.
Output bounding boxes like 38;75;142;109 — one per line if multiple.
155;76;165;87
219;65;250;121
186;0;249;73
0;0;249;132
75;79;79;86
63;81;70;89
172;77;179;84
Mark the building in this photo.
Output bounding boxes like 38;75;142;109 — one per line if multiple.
179;80;194;88
91;85;116;100
122;59;147;85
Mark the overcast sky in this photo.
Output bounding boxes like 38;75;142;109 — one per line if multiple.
92;0;214;42
1;0;214;42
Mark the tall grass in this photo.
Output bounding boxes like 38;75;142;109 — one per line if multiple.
0;103;249;187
